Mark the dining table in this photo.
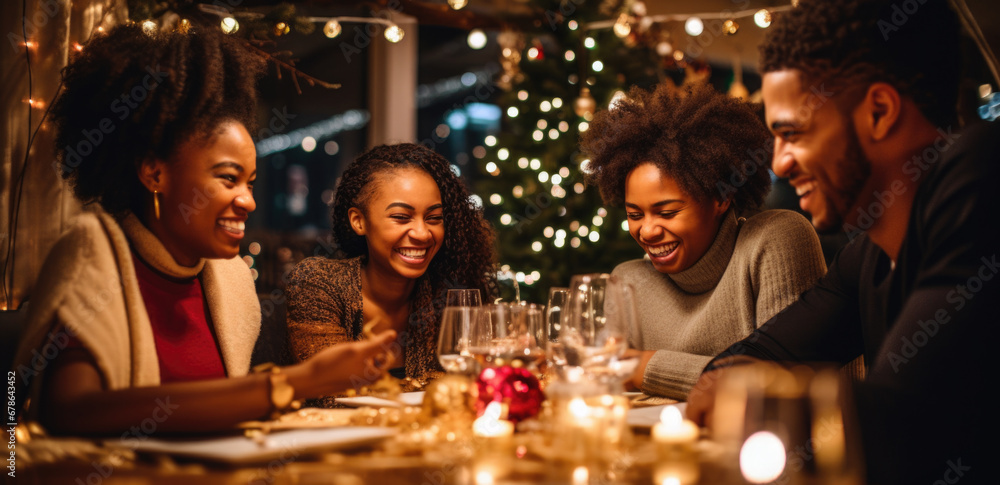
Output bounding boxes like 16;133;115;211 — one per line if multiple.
9;392;776;485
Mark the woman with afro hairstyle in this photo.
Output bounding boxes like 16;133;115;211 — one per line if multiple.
579;83;826;399
12;24;396;434
286;143;496;401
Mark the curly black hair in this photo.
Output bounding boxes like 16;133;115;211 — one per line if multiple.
50;23;264;217
760;0;961;127
330;143;497;301
579;83;772;212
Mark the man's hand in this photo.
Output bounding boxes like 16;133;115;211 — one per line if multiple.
685;369;722;428
685;356;760;428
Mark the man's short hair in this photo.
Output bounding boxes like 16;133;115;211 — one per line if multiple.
760;0;962;127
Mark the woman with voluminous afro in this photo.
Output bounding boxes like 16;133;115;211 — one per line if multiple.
579;82;827;399
13;23;397;434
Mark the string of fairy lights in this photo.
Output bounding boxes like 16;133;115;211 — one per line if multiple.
13;1;801;294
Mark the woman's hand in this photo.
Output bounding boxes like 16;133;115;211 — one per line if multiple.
626;350;656;391
290;330;398;398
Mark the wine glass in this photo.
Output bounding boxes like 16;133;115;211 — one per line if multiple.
509;303;547;373
558;274;635;373
467;303;509;368
467;303;547;371
446;289;482;307
546;287;570;369
437;306;475;374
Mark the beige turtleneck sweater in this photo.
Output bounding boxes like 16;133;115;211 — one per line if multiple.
613;209;826;400
13;205;260;403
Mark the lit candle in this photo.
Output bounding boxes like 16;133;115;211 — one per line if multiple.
473;402;514;438
472;402;514;480
651;406;699;444
651;406;699;460
653;460;700;485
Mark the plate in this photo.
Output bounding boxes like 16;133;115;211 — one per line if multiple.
626;403;687;428
336;391;425;408
120;427;396;464
239;408;358;430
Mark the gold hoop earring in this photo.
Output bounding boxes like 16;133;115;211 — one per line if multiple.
153;190;161;220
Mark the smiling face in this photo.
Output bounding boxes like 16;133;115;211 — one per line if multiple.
624;163;729;274
763;70;872;233
349;168;444;281
142;120;257;266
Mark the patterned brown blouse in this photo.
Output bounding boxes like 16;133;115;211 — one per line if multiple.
285;256;442;407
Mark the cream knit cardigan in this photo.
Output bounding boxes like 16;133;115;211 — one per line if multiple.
13;206;260;399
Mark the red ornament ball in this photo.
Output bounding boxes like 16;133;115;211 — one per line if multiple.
476;365;545;423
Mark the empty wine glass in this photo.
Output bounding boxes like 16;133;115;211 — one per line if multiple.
546;287;570;369
446;289;482;307
437;306;475;374
558;274;635;374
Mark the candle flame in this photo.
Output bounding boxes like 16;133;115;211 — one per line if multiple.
740;431;787;483
483;401;502;420
659;405;682;425
568;398;589;419
475;471;495;485
473;401;510;436
572;466;589;484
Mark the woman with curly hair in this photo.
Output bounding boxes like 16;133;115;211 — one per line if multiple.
12;24;395;434
579;83;826;399
286;143;496;401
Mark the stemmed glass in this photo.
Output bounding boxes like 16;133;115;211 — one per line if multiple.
546;287;570;369
557;274;636;375
446;289;482;307
468;303;547;371
437;306;476;374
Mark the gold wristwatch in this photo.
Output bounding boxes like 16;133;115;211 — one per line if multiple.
253;363;301;420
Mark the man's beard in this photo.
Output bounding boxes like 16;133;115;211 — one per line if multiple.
815;124;873;235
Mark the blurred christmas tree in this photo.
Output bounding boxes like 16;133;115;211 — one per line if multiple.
475;1;713;302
